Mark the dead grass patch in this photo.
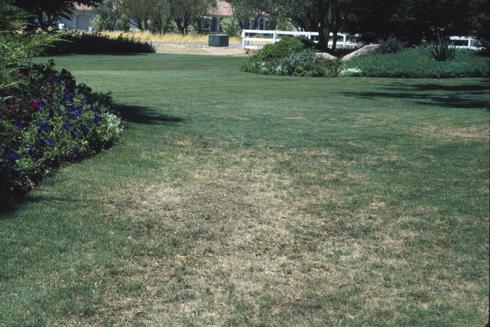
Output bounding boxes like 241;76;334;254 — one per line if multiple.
412;126;489;140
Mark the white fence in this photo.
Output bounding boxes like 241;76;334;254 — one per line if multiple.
449;36;482;50
241;29;359;50
241;29;482;50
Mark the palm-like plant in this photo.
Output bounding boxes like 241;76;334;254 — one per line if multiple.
431;34;456;61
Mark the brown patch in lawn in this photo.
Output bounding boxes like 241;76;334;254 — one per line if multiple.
93;147;489;325
413;126;489;140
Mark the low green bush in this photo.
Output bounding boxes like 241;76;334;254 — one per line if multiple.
345;47;489;78
379;37;407;54
241;37;343;77
221;17;240;37
43;32;155;55
255;36;305;61
0;60;122;206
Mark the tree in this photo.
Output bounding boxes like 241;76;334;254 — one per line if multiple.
347;0;477;45
119;0;152;30
229;0;274;29
272;0;352;51
13;0;103;30
468;0;490;51
92;0;118;31
171;0;214;34
150;0;173;34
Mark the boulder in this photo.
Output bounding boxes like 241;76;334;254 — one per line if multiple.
342;44;381;61
316;52;337;61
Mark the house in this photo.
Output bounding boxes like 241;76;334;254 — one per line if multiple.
199;0;234;33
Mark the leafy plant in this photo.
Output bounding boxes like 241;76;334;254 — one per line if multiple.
431;35;457;61
379;36;407;54
220;17;240;37
256;36;305;61
0;2;60;88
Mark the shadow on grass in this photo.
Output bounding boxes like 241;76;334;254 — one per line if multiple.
114;104;184;125
343;79;489;110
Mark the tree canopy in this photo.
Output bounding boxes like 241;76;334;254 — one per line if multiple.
13;0;103;29
231;0;489;51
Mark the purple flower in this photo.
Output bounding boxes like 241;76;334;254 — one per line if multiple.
63;121;72;130
24;146;34;154
80;124;89;135
94;115;102;125
38;121;50;133
52;75;61;83
6;150;19;161
68;111;81;120
63;89;73;102
1;143;8;151
72;130;82;138
35;100;46;109
91;106;101;114
15;120;26;129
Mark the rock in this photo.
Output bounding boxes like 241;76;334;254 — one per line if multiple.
316;52;338;61
342;44;381;61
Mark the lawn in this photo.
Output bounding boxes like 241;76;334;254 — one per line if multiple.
1;54;489;326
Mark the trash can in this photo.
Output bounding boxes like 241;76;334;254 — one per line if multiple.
208;34;229;47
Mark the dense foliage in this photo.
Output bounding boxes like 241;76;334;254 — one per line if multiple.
231;0;489;52
241;37;343;77
13;0;103;30
0;61;122;207
346;47;489;78
42;32;155;55
378;37;407;54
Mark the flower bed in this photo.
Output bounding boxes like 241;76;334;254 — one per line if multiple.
0;60;122;206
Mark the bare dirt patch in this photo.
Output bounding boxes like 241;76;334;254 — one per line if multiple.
154;43;248;57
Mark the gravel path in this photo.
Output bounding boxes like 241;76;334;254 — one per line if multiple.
153;42;249;56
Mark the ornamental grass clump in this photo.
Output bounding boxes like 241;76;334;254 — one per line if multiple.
431;35;457;61
0;60;122;206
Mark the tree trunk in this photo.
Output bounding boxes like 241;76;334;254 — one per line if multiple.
317;25;330;51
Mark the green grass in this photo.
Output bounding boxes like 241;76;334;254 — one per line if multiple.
1;54;489;326
347;47;489;78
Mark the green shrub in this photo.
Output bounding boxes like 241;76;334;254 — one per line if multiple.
276;50;343;77
221;17;240;37
241;37;347;77
42;32;155;55
242;49;343;77
379;37;407;54
256;36;305;61
346;47;489;78
0;61;122;206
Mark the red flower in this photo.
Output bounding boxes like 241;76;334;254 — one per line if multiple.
31;102;40;110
